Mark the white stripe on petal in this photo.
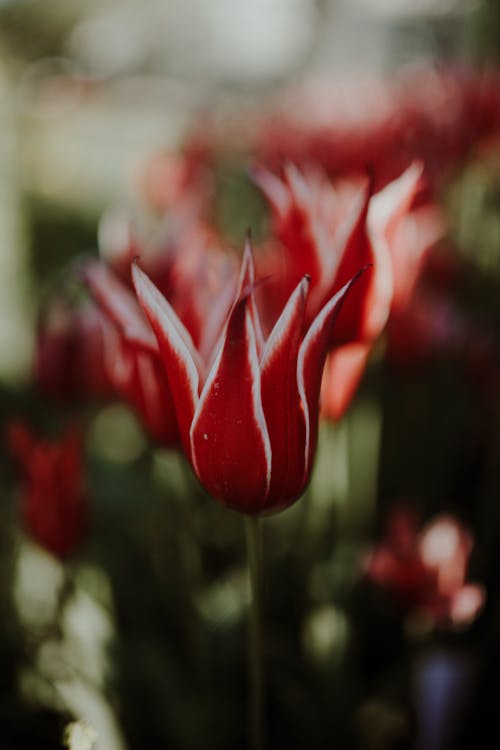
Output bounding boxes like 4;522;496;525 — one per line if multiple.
236;236;265;356
369;161;423;237
132;263;201;402
251;165;290;218
260;276;309;371
85;261;158;351
297;278;355;476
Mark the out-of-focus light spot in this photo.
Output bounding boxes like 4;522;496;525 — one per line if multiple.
302;605;349;665
205;0;316;80
98;207;134;266
419;515;470;597
90;404;146;464
63;582;114;688
64;720;98;750
69;0;316;82
414;649;473;750
68;10;151;77
450;584;485;626
152;449;188;495
419;517;461;567
195;566;248;630
14;538;64;630
57;679;126;750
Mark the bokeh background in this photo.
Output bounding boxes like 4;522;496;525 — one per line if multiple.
1;1;500;748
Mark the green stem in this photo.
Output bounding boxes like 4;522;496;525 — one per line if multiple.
245;515;264;750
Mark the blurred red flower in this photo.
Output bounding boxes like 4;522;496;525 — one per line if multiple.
7;423;89;560
366;509;484;628
85;222;238;447
253;161;443;419
35;295;113;403
254;65;500;195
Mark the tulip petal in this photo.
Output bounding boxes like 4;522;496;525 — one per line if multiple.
298;271;365;475
237;236;265;355
251;164;290;218
320;343;371;421
135;351;180;446
357;162;424;342
309;178;373;342
260;277;309;509
369;161;423;242
132;263;200;453
190;296;271;514
389;203;445;312
84;261;158;351
100;319;179;445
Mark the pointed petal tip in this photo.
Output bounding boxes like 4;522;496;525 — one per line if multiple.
299;274;311;300
237;236;256;296
345;263;371;294
131;257;147;288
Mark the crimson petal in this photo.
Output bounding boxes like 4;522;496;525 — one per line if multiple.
298;270;366;475
260;277;309;510
190;296;271;514
84;261;157;351
132;263;200;454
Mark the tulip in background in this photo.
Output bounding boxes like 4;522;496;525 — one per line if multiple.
84;227;238;448
366;508;484;628
254;66;500;195
253;161;443;419
7;422;88;560
35;293;112;403
83;262;180;447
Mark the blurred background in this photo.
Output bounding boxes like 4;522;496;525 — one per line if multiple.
1;1;500;748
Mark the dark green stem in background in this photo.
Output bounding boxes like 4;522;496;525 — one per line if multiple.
245;515;264;750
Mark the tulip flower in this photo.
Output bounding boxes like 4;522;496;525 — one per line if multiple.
84;261;180;447
7;422;88;560
35;294;113;403
254;66;500;195
86;223;238;446
131;239;364;514
366;509;485;628
253;161;442;419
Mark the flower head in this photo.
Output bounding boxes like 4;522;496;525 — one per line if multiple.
253;161;442;419
131;239;365;514
35;294;112;403
366;509;484;628
7;423;88;560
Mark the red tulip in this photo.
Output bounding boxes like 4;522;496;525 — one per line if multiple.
131;239;365;514
253;161;439;419
35;295;113;403
7;423;88;560
86;218;240;445
84;261;180;447
254;65;500;195
366;509;485;628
